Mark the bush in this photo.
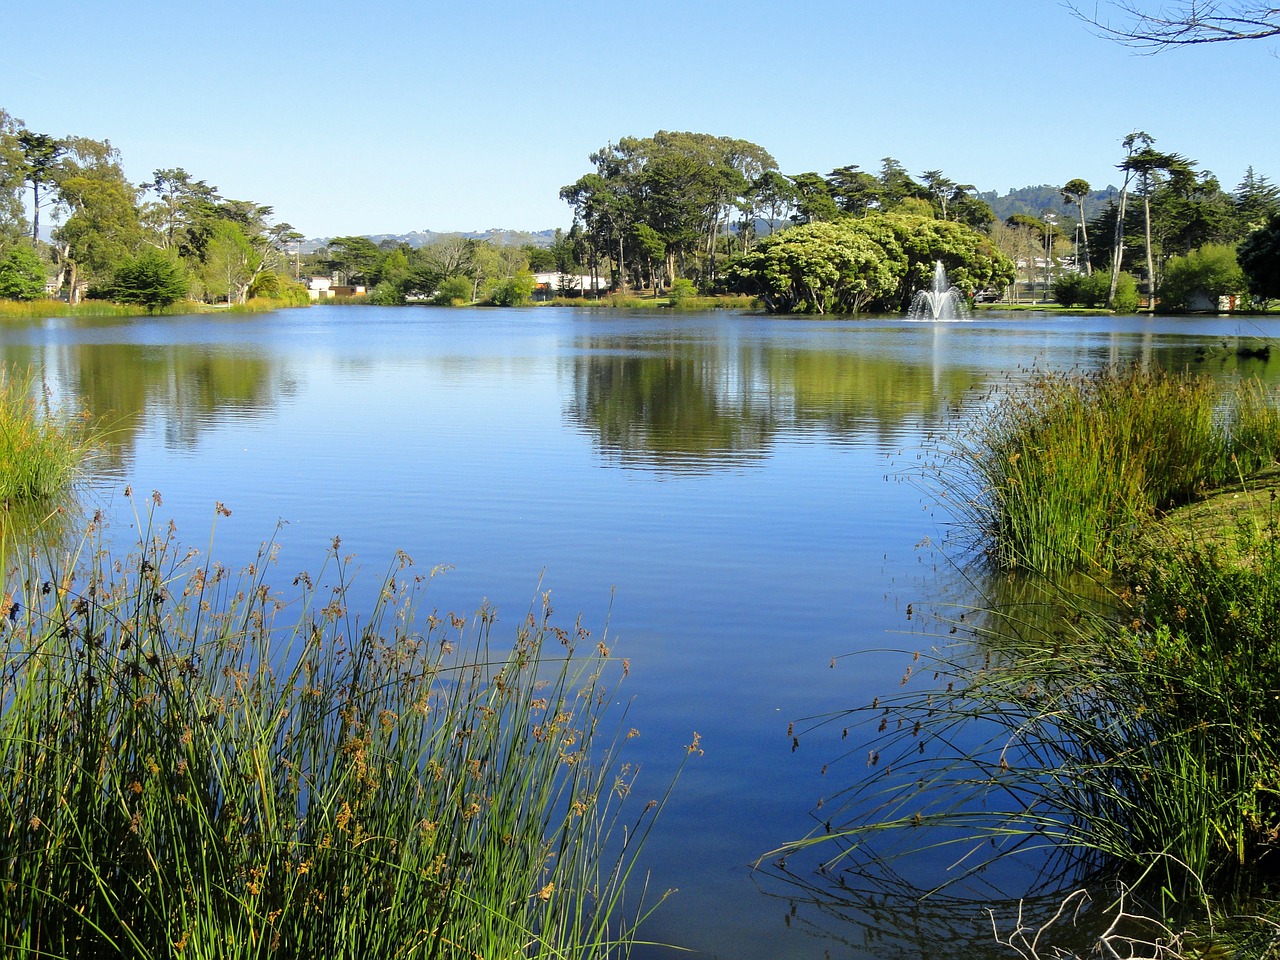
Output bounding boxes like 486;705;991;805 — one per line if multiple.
110;248;190;312
368;280;405;305
1051;272;1085;306
431;275;472;306
1112;271;1140;313
488;269;536;307
0;243;49;301
1159;244;1245;312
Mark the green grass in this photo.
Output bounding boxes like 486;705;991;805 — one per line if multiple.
0;368;97;503
0;501;681;958
946;366;1280;575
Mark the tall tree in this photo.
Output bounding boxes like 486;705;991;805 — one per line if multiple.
826;165;881;218
1239;213;1280;305
1122;136;1193;312
0;110;29;246
140;168;220;251
1061;178;1093;274
1234;166;1280;232
16;130;65;245
50;136;142;302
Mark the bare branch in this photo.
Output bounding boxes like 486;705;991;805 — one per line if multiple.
1066;1;1280;49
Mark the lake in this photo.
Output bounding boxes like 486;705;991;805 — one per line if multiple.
4;304;1276;958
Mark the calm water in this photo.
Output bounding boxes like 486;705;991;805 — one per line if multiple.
4;305;1277;958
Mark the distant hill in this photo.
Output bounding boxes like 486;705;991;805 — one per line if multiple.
300;228;557;254
979;184;1120;223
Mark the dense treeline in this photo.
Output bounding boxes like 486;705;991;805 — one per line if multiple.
0;108;307;310
7;109;1280;314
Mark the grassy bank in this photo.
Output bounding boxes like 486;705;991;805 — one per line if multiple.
0;506;678;958
0;298;307;320
0;368;96;503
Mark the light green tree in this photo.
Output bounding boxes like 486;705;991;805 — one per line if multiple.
1158;244;1245;311
0;110;29;247
51;137;143;302
200;220;263;304
0;243;48;299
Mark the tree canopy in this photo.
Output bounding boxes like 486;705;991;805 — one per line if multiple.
728;212;1015;315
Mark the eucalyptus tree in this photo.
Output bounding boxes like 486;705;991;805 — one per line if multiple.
746;170;798;236
561;131;777;289
49;135;143;302
0;110;26;245
1061;178;1092;273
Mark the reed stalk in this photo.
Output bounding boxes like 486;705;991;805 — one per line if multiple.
0;500;677;958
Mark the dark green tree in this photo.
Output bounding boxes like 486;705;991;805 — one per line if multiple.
16;130;65;245
110;247;189;311
789;173;840;225
1238;214;1280;305
1234;167;1280;232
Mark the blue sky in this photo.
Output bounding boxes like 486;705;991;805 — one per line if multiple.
6;0;1277;237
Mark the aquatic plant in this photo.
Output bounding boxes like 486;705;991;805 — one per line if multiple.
945;365;1280;574
0;499;678;958
0;367;96;503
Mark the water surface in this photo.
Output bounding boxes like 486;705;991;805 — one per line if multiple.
5;305;1276;958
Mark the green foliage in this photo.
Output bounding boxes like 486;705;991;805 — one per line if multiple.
667;278;696;305
109;247;189;312
0;243;47;300
729;212;1015;314
1112;270;1140;312
487;269;536;307
948;366;1280;574
0;515;677;958
367;279;406;305
1052;270;1118;308
0;367;95;501
431;275;473;306
1158;243;1245;310
1238;213;1280;303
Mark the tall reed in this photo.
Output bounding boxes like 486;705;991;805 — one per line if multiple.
0;502;678;958
779;510;1280;927
0;367;96;502
949;366;1280;574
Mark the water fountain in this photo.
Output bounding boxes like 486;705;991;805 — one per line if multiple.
907;260;970;321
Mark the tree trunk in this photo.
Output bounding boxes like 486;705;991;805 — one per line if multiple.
1143;194;1156;314
1108;189;1129;308
1076;200;1091;275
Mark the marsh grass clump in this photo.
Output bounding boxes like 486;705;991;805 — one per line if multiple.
951;365;1280;574
0;506;674;958
0;367;96;502
782;508;1280;936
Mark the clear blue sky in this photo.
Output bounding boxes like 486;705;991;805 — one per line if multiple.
6;0;1277;237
